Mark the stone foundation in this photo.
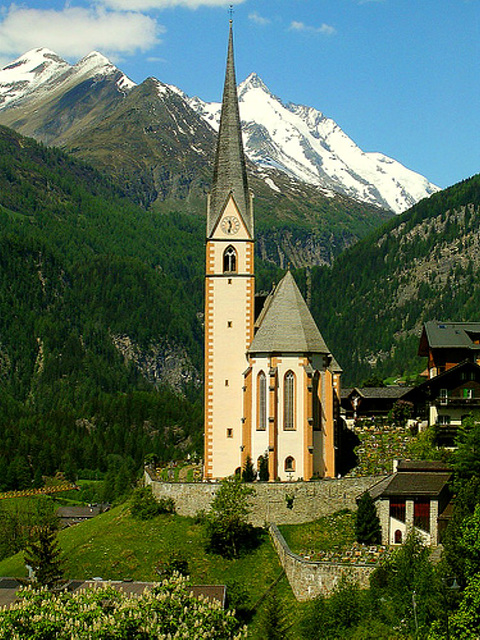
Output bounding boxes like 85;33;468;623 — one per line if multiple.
144;469;383;526
270;525;376;600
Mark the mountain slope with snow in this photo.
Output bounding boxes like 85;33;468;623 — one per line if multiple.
0;48;134;109
187;73;439;214
0;48;135;146
0;50;438;214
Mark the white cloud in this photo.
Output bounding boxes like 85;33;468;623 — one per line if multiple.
289;20;336;36
248;11;270;25
99;0;246;10
0;5;161;60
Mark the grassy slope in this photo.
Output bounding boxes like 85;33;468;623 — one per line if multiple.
280;511;356;556
0;503;303;637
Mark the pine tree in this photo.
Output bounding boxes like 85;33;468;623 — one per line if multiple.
355;491;381;544
242;456;256;482
24;526;62;588
258;453;270;482
261;589;289;639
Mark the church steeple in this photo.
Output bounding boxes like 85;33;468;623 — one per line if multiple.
208;21;253;238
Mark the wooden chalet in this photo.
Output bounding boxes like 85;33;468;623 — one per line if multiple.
403;359;480;444
419;321;480;378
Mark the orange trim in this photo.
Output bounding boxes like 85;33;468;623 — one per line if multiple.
268;366;278;480
303;366;313;480
323;369;335;478
203;277;214;479
242;368;252;467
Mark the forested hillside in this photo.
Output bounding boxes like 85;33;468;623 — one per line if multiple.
309;173;480;384
1;120;479;487
0;125;208;490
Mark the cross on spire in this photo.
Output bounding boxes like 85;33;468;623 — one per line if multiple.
229;4;234;23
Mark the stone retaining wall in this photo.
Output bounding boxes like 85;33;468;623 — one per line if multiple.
144;469;384;526
270;525;376;600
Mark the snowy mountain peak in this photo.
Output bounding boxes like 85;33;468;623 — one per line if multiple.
0;48;70;108
188;74;439;213
239;72;269;93
73;51;135;90
0;49;135;109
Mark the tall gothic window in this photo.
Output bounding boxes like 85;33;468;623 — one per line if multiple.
223;245;237;273
257;371;267;431
284;371;295;430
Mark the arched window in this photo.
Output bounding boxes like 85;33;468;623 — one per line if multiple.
285;456;295;472
223;245;237;273
257;371;267;431
284;371;295;430
394;529;402;544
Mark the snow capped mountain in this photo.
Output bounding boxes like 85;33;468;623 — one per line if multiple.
187;73;439;213
0;48;134;110
0;49;438;214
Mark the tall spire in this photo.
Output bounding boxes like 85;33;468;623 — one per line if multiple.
207;21;253;238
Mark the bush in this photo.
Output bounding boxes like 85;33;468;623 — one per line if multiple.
206;475;256;558
0;575;246;639
130;487;175;519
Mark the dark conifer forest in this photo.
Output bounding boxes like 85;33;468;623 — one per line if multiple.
1;122;480;490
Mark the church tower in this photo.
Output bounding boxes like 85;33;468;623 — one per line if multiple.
204;22;254;479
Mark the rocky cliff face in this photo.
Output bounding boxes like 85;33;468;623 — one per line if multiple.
111;334;201;393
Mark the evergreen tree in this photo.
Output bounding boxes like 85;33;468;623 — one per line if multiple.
355;492;381;544
242;456;256;482
24;526;62;588
258;453;270;482
261;589;290;640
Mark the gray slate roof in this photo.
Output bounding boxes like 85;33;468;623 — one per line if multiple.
248;271;331;355
207;23;253;238
423;321;480;350
352;386;412;400
379;472;451;497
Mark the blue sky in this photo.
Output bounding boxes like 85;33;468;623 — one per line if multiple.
0;0;478;189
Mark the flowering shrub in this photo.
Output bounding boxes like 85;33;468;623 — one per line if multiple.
0;574;247;639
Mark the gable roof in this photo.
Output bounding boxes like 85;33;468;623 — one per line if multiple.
419;321;480;355
248;271;331;355
346;386;411;400
207;23;252;239
403;359;480;401
379;471;451;497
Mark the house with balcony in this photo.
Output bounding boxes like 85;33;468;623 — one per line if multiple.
404;359;480;444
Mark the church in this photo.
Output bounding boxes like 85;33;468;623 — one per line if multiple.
204;23;342;482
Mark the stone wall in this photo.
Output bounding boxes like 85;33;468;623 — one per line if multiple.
270;525;376;600
144;469;384;526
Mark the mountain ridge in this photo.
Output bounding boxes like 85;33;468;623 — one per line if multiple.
0;47;437;215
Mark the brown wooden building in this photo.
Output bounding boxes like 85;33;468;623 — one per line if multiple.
419;321;480;378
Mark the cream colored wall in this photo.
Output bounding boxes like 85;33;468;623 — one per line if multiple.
249;356;308;481
249;358;272;476
204;197;254;479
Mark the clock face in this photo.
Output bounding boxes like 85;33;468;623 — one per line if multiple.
221;216;240;235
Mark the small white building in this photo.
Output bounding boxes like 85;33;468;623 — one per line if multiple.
369;460;452;546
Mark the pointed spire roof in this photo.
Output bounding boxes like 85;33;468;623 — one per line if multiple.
207;22;253;238
248;271;331;354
